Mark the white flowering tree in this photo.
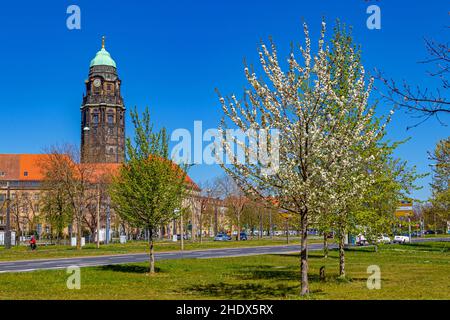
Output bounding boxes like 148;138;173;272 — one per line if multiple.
217;21;390;295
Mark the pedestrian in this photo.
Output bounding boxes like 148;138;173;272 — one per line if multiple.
30;235;37;251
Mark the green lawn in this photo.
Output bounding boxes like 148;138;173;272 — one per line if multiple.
0;241;448;300
0;237;318;262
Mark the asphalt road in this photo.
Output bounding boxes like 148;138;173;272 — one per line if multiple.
0;237;448;273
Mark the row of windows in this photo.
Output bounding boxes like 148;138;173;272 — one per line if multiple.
88;127;123;135
0;193;40;201
92;113;124;124
1;171;30;177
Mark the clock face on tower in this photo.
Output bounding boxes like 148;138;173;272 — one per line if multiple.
93;78;101;87
82;39;125;164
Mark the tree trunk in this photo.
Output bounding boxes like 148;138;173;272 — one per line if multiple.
300;211;309;295
323;233;328;258
76;215;82;250
237;216;241;241
199;213;203;244
148;229;155;274
338;229;345;278
269;210;273;240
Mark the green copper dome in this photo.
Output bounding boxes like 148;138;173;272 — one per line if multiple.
90;37;116;68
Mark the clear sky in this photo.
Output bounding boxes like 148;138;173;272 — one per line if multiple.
0;0;448;200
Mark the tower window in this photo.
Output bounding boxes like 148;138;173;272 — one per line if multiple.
109;148;114;154
24;171;28;177
92;114;99;124
107;114;114;124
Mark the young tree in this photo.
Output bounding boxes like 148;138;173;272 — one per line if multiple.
109;107;187;274
40;145;97;250
40;186;73;244
217;21;389;294
216;175;248;240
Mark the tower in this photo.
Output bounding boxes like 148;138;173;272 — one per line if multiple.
81;37;125;163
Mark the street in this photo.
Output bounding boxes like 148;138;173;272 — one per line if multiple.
0;237;448;273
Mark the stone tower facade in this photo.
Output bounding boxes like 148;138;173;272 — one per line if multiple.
81;37;125;163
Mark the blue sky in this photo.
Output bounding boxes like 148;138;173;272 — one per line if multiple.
0;0;448;200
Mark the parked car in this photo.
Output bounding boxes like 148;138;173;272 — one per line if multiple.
424;230;435;235
393;235;410;244
236;232;248;240
214;233;231;241
274;231;283;236
377;235;391;244
176;234;189;240
325;232;334;239
356;234;369;246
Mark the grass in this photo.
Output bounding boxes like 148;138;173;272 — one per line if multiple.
0;237;320;262
0;241;448;300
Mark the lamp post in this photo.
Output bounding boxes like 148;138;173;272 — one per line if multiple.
96;184;100;249
105;197;111;244
408;216;412;244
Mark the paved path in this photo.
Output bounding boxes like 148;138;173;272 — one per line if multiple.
0;237;448;273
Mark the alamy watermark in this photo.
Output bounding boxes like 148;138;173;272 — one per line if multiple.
66;5;81;30
170;121;280;176
66;265;81;290
367;265;381;289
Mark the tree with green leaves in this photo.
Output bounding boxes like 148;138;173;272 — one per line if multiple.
109;107;187;274
352;142;424;252
429;137;449;227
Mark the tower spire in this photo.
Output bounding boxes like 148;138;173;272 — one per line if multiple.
102;36;105;49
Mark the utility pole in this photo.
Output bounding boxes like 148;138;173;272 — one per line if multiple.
178;210;184;251
96;184;100;249
408;216;412;244
4;182;11;249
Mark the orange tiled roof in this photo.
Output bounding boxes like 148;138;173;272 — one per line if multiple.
0;154;49;181
0;154;200;190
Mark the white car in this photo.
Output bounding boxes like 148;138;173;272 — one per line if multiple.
393;235;410;244
377;235;391;244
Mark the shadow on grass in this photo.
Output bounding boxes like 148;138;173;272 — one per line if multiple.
184;263;361;299
276;253;339;260
186;282;299;299
99;264;162;274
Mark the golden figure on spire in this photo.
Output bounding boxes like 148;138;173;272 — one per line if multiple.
102;36;105;49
